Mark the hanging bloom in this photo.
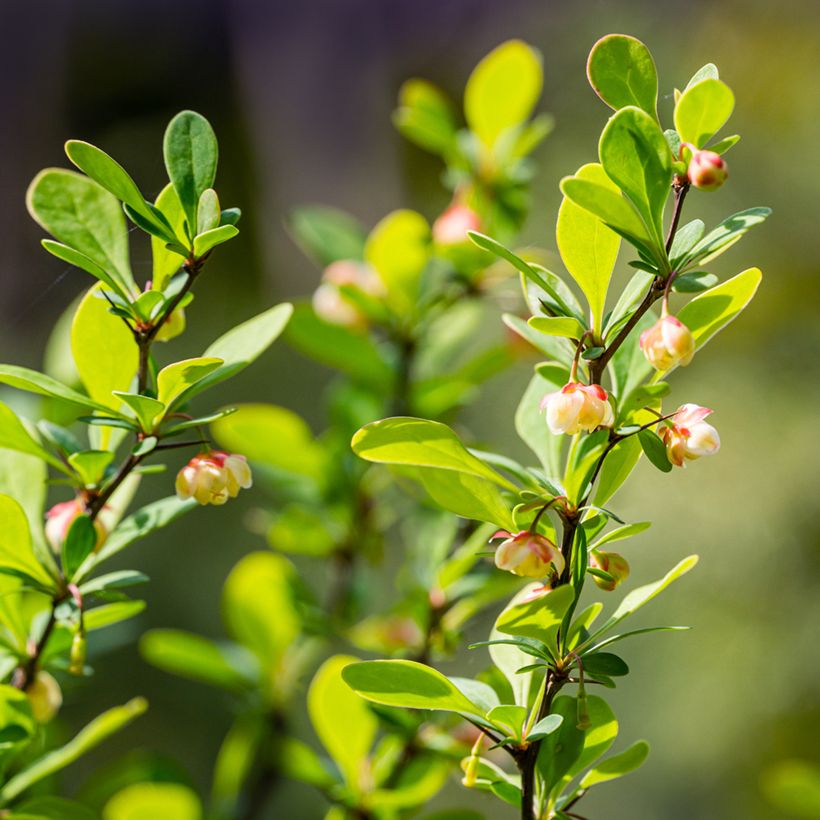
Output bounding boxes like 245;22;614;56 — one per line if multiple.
639;314;695;371
175;451;252;506
27;671;62;723
589;550;630;591
541;382;614;435
432;203;481;246
312;260;384;328
687;149;728;191
491;530;565;579
45;499;107;554
659;404;721;467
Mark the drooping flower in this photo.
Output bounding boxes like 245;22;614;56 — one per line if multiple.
541;382;614;435
27;671;62;723
175;451;252;506
640;314;695;371
432;203;481;246
491;530;565;579
589;550;630;591
45;499;107;554
659;403;721;467
687;149;728;191
312;260;384;328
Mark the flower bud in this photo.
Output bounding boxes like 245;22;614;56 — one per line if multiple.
589;550;630;591
491;530;565;579
45;499;107;554
432;204;481;247
687;149;728;191
69;632;86;676
659;403;720;467
312;260;384;328
175;451;252;506
540;382;614;436
27;671;62;723
639;314;695;370
461;734;484;788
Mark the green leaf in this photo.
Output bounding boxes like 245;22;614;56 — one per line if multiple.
309;656;377;793
495;584;575;650
0;365;110;413
140;629;253;693
0;402;66;474
163;110;218;235
674;79;734;148
0;685;36;768
341;659;486;719
192;225;238;258
286;303;391;389
0;446;48;562
669;219;705;266
155;357;223;408
685;63;718;89
393;79;458;155
535;695;586;793
582;652;629;677
71;285;139;445
211;404;324;481
67;450;114;486
288;206;367;267
222;552;300;671
487;705;527;738
178;303;293;401
103;782;202;820
674;267;762;361
62;515;97;580
579;740;649;788
593;437;642;506
638;429;672;472
591;521;651;549
465;40;542;148
78;571;149;596
608;309;656;400
672;271;718;293
65;141;178;245
528;316;586;340
27;169;134;294
586;34;658;116
85;600;145;631
352;418;516;491
556;164;621;333
514;365;568;478
364;210;430;316
527;714;564;741
151;184;187;291
197;188;220;234
599;107;672;248
559;173;652;256
558;695;618;787
41;241;130;300
0;697;147;803
113;393;165;433
682;209;771;268
10;797;97;820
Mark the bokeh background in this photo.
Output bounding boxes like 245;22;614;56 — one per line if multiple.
1;0;818;817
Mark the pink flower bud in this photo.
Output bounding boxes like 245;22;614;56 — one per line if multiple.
312;260;384;328
589;550;630;591
175;451;252;506
491;530;565;579
639;314;695;371
27;671;62;723
540;382;614;436
45;499;107;554
659;403;721;467
687;149;728;191
432;204;481;246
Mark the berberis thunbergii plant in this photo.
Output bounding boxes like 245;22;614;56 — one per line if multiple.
0;110;290;814
342;35;769;819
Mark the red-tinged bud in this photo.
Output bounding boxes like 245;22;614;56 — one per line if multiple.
589;550;630;591
639;314;695;371
432;204;481;247
175;450;252;506
540;382;614;436
45;499;107;555
27;671;62;723
687;149;728;191
312;260;384;328
69;632;86;676
491;530;565;580
659;403;721;467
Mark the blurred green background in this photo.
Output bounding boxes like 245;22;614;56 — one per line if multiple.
1;0;818;817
